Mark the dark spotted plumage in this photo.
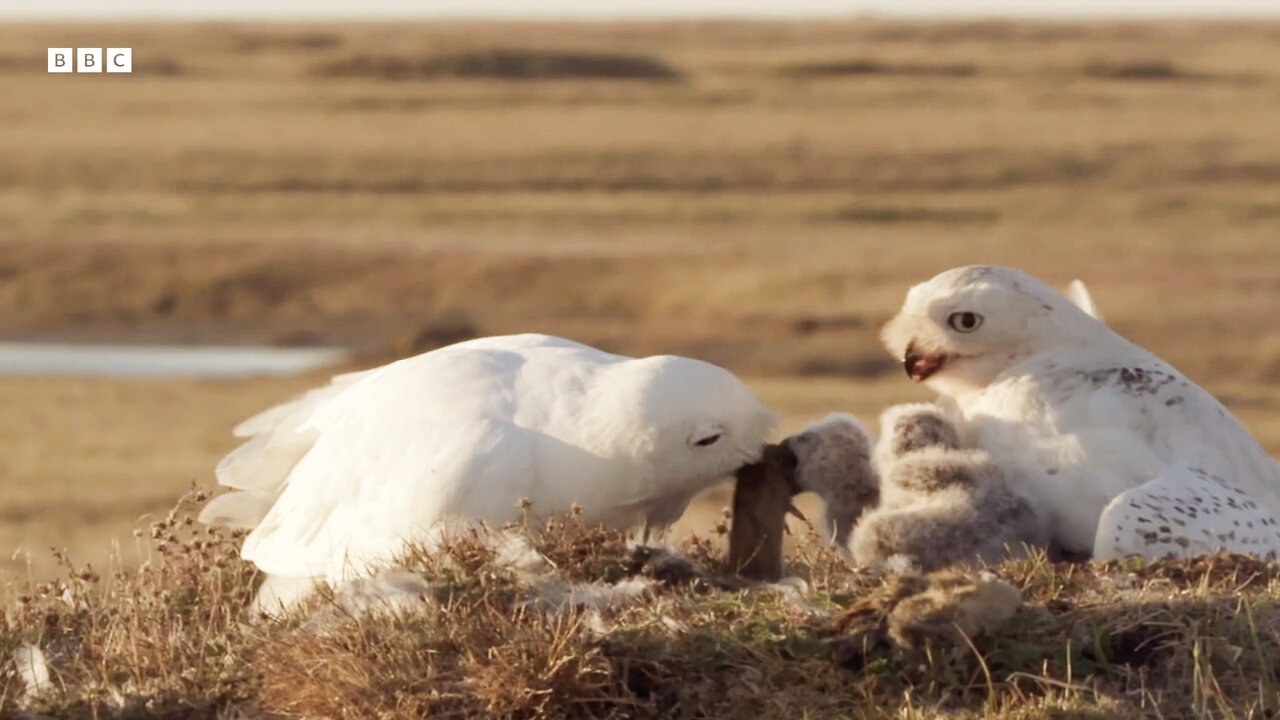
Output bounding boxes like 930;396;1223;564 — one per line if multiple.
1095;465;1280;559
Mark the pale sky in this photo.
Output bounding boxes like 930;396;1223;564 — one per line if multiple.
2;0;1279;20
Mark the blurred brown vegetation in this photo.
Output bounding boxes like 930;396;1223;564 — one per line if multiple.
0;20;1279;578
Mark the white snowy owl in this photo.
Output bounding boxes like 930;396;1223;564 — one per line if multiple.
881;265;1280;561
200;334;776;610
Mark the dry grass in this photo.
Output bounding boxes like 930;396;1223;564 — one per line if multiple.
4;500;1280;718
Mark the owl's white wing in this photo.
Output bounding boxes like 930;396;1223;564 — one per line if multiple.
970;348;1280;558
240;345;536;580
242;415;536;580
1114;363;1280;515
206;334;619;581
199;370;374;528
232;368;373;439
1094;466;1280;560
1036;356;1280;495
1032;354;1280;558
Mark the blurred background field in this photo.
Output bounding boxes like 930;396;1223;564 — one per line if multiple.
2;19;1280;579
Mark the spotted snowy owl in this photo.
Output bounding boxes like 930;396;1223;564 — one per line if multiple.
881;265;1280;561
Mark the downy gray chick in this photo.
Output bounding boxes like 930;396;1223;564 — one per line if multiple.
852;403;1048;572
783;412;879;548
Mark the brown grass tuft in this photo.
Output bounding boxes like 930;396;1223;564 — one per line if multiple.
5;504;1280;717
818;203;1000;225
236;31;343;52
0;489;259;716
1079;59;1188;81
317;49;681;81
781;58;979;78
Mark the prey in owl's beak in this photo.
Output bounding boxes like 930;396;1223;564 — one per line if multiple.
903;341;948;382
728;443;806;582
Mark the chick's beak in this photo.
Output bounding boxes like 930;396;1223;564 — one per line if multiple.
903;341;946;382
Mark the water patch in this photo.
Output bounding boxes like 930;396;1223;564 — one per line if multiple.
0;342;349;378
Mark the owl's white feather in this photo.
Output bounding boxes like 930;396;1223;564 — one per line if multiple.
882;266;1280;560
202;333;775;607
1064;279;1103;322
12;643;52;704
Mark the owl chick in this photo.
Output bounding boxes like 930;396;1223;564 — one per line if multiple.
852;404;1048;572
783;412;879;547
873;402;961;482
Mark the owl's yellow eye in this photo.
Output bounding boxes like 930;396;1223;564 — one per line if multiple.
947;311;984;333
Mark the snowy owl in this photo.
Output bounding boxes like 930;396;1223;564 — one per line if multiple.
851;403;1047;571
200;334;776;610
783;413;879;547
881;265;1280;561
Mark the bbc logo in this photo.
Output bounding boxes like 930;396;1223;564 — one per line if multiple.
48;48;132;73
